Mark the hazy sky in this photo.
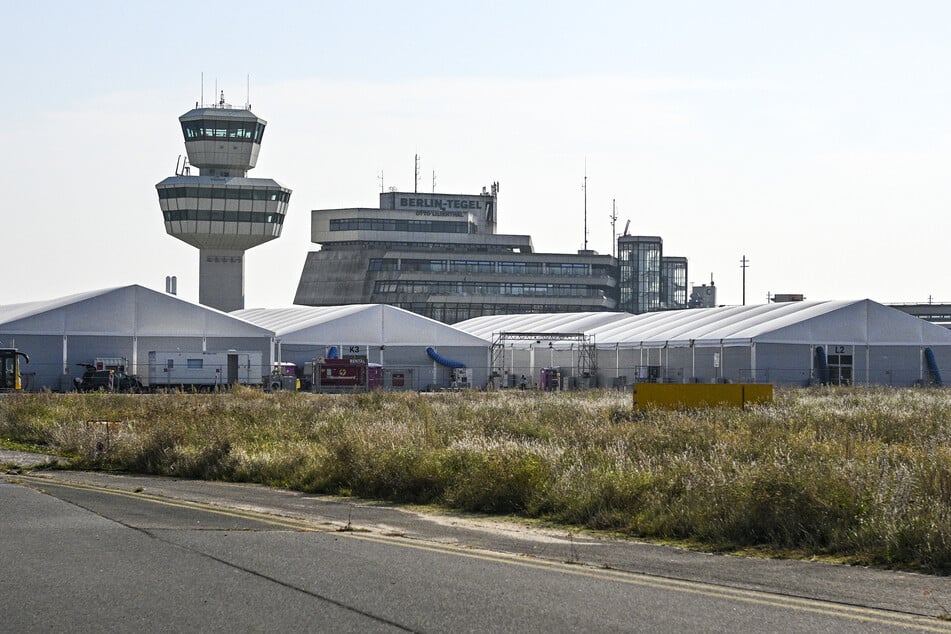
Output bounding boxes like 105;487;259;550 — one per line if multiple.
2;1;949;309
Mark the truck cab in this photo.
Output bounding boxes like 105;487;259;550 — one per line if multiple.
0;348;30;392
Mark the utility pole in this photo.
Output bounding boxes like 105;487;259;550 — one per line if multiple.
740;255;750;306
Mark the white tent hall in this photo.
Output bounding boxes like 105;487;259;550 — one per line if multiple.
454;300;951;387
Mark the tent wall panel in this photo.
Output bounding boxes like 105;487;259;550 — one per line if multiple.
0;333;67;391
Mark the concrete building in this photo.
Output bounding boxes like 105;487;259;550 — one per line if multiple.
689;282;717;308
294;186;619;323
156;92;292;312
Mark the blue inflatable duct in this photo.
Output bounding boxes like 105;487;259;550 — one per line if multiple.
925;347;942;386
815;346;830;385
327;346;339;359
426;347;466;369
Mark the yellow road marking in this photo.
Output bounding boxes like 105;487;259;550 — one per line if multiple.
11;475;950;632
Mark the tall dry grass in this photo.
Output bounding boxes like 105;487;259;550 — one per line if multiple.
1;387;947;574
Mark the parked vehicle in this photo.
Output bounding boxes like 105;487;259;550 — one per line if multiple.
0;348;30;392
74;364;143;393
311;357;382;392
267;362;301;391
146;351;264;390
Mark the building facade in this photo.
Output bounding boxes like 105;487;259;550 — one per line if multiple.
294;186;619;323
617;235;662;314
156;93;292;312
295;186;689;323
661;256;688;310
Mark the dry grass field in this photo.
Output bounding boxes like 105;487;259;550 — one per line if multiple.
1;387;948;574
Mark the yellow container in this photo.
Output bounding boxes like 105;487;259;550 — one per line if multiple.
633;383;772;410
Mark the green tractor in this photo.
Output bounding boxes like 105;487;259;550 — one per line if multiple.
0;348;30;392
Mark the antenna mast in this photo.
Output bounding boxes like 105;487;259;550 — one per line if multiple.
609;198;618;257
740;255;750;306
432;170;436;193
582;160;588;251
414;154;420;194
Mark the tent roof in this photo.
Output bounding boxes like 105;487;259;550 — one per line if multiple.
233;304;489;346
454;300;951;348
0;285;272;337
453;312;629;340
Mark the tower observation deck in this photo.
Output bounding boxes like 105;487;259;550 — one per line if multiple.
156;92;292;312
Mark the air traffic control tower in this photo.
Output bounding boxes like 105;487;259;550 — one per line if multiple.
156;92;291;312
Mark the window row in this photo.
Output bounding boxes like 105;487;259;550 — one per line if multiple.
373;280;605;298
325;241;525;254
163;209;285;224
181;119;265;143
158;186;290;203
368;258;606;277
395;302;597;324
329;218;471;234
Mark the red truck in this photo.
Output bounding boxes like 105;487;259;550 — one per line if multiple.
311;358;382;392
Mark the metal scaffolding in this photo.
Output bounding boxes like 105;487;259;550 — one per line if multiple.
490;331;597;387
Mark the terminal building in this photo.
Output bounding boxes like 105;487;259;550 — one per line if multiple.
294;186;689;323
294;186;622;323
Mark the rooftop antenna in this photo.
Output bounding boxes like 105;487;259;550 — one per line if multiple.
414;154;420;194
378;170;385;193
582;159;588;251
432;170;436;193
246;73;251;110
622;219;630;236
609;198;618;257
200;72;204;107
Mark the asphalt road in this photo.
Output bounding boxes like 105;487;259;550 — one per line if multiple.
1;469;948;632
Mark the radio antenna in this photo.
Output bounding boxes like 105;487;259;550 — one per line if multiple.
414;154;420;194
609;199;618;257
582;159;588;251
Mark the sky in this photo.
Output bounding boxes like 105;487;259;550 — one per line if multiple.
2;1;950;309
